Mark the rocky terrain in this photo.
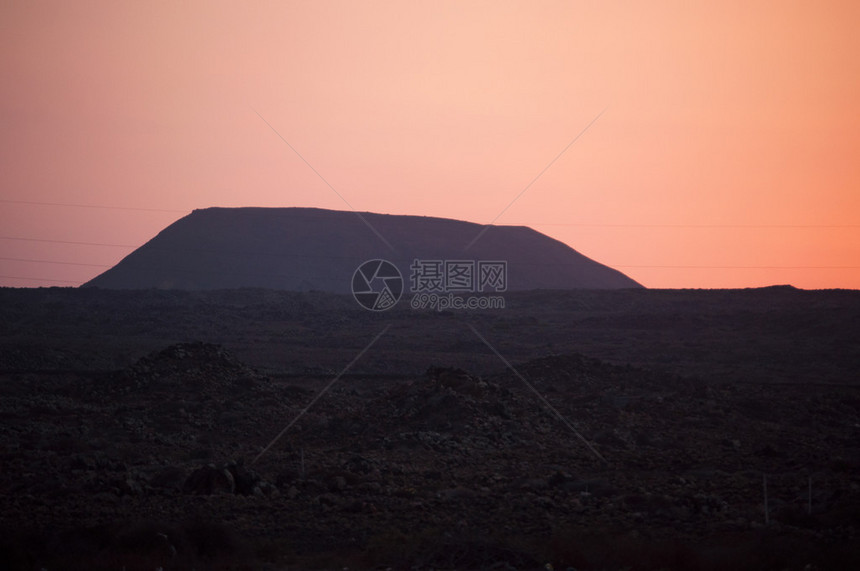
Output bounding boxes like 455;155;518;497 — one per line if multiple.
1;287;859;569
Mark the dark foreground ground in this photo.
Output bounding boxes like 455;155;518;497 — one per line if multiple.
0;286;859;570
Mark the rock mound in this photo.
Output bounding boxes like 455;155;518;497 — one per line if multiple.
113;342;259;395
373;366;514;434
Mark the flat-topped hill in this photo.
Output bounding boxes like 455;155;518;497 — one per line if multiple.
82;207;642;291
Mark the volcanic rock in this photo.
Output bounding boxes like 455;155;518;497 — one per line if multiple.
182;464;235;495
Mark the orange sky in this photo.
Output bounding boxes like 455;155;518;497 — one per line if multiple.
1;1;858;289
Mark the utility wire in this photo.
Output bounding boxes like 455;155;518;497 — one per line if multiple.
0;199;187;213
0;257;112;267
0;236;137;248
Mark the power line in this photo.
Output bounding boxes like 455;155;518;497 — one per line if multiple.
0;236;137;248
1;232;856;271
0;199;188;213
1;221;857;287
3;243;852;270
0;257;111;267
0;275;80;284
2;218;857;252
0;237;371;261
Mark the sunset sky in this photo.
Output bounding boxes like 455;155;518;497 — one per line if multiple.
1;1;858;289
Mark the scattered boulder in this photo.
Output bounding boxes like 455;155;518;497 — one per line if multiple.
226;460;261;496
180;461;275;497
183;464;235;495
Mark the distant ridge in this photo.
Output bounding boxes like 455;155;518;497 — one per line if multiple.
82;207;642;291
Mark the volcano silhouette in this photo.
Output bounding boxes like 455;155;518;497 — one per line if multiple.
82;207;642;291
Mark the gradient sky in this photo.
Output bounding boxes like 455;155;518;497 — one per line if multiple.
1;1;858;289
